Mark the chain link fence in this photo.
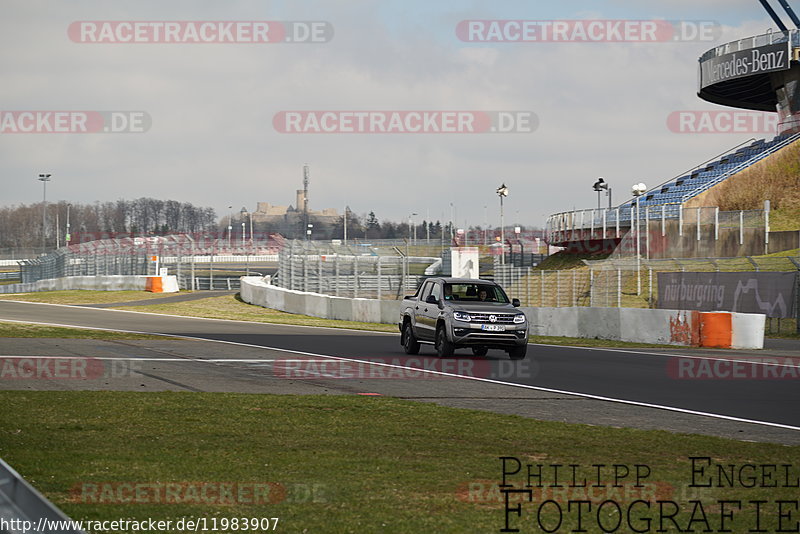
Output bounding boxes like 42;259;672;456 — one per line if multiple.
19;239;154;283
4;234;284;293
495;255;798;307
275;240;439;299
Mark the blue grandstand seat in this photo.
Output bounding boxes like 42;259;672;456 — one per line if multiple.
620;133;800;212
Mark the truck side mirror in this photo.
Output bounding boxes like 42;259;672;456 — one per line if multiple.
426;295;438;305
512;298;521;307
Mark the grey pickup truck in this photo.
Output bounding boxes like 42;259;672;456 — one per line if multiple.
399;277;528;359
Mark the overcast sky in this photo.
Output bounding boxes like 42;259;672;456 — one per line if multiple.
0;0;787;229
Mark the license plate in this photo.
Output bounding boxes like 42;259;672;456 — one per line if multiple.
481;324;505;332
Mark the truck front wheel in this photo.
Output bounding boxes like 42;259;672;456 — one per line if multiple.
508;344;527;360
435;325;455;358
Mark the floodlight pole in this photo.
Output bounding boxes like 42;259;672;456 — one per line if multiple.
227;205;233;250
38;173;51;254
496;184;509;265
631;183;647;297
500;195;505;265
636;196;641;296
65;203;71;246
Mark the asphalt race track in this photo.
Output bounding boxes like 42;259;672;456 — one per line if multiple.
1;300;798;445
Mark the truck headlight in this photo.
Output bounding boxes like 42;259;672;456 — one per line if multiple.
453;311;471;322
513;314;526;324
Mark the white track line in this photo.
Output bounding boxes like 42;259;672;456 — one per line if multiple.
1;307;796;370
0;356;189;361
1;316;799;432
0;299;397;335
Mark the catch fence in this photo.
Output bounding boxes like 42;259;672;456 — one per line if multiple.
275;240;439;299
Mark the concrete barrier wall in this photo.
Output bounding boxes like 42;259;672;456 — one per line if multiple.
241;276;400;324
730;312;766;349
0;275;179;294
239;278;764;347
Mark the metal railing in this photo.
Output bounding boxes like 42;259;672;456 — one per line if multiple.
699;29;798;62
546;206;767;246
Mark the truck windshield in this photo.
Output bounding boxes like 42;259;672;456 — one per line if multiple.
443;283;509;303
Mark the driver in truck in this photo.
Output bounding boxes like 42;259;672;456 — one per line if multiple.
443;284;455;300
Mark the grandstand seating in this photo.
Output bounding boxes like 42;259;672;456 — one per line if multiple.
617;133;800;216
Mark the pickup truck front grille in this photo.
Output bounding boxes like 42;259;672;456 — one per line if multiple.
466;313;517;324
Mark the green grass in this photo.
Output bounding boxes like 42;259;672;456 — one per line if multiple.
0;290;177;305
761;247;799;258
705;137;800;231
534;251;609;271
114;294;399;333
0;321;168;340
0;391;797;533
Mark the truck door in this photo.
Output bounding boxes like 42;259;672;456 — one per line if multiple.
417;281;442;341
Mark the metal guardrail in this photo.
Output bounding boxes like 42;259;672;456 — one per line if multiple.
177;276;242;291
545;205;765;244
699;29;798;62
0;457;85;534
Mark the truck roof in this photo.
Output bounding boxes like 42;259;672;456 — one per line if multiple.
427;277;498;285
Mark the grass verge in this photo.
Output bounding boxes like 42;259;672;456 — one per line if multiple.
0;290;177;305
0;391;797;533
112;293;399;333
0;321;168;340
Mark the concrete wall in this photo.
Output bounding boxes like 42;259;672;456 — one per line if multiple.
240;277;765;348
521;306;692;345
768;230;800;254
241;276;400;325
0;275;179;294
